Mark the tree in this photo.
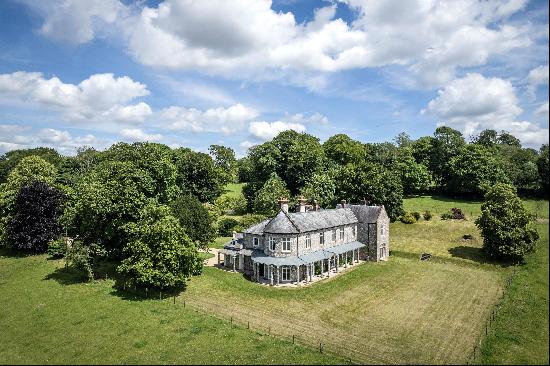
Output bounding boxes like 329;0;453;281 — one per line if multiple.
475;183;539;261
473;129;498;147
0;156;58;245
497;131;521;148
394;132;412;148
538;144;549;195
447;144;509;195
170;193;216;250
300;171;336;208
63;160;157;256
236;156;253;183
117;204;201;288
323;134;366;166
335;162;404;221
395;149;434;194
209;144;237;184
172;147;224;202
253;172;291;216
430;126;466;189
0;147;62;184
6;181;65;252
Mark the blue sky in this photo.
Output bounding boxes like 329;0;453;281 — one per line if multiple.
0;0;548;156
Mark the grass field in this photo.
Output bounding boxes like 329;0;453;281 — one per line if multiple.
0;193;547;364
0;250;344;364
221;183;245;198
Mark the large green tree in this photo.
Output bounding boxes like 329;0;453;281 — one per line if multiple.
209;144;237;184
430;126;466;189
253;172;291;216
118;204;201;289
475;183;539;261
323;134;366;166
0;147;62;184
300;171;337;208
170;193;216;250
537;144;549;195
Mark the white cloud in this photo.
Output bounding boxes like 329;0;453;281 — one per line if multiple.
21;0;128;44
120;128;162;142
25;0;531;88
527;65;549;97
239;140;256;149
424;73;548;146
285;112;329;125
0;71;152;124
159;103;259;134
0;126;103;155
535;101;549;119
248;120;306;141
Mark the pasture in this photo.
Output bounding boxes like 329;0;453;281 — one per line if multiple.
0;195;547;364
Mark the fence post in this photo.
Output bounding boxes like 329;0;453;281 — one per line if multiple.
146;287;148;298
268;326;270;335
292;335;295;344
231;316;233;324
183;300;186;308
319;342;323;354
247;321;249;329
173;295;176;304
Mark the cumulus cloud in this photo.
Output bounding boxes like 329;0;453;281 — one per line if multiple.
120;128;162;141
424;73;548;146
159;103;259;134
285;112;329;125
24;0;532;88
535;101;549;119
0;125;102;154
527;65;549;97
0;71;152;124
248;120;306;141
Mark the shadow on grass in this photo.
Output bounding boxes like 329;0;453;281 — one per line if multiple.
0;247;40;258
44;266;90;285
448;246;518;267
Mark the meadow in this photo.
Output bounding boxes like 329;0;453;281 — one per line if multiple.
0;194;547;364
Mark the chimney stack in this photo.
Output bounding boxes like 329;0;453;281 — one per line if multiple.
313;199;319;211
278;197;289;212
297;196;307;213
341;199;347;208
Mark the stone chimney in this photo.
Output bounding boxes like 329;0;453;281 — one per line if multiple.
297;196;307;213
313;199;319;211
278;197;289;212
341;199;347;208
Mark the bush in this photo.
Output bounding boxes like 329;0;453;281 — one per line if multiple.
214;194;247;215
47;237;68;258
236;214;267;232
441;208;465;220
411;211;421;221
399;211;417;224
423;210;433;220
217;217;240;236
476;183;539;260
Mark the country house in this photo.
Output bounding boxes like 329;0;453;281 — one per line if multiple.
218;198;390;285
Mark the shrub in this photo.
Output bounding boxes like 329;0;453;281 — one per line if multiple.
423;210;433;221
217;217;240;236
441;208;465;220
214;194;247;215
411;211;421;221
476;183;539;261
47;237;68;258
236;214;267;232
399;211;417;224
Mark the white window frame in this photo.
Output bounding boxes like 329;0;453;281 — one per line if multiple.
332;229;336;242
281;266;291;281
319;231;324;245
305;234;311;249
339;227;345;240
253;237;259;248
269;237;276;251
282;237;291;252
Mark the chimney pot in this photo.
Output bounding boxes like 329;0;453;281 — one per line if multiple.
278;197;289;212
297;196;307;212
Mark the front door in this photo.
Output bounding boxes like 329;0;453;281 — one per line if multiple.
259;263;265;277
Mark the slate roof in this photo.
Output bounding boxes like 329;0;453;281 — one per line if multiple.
250;241;365;265
349;205;382;223
242;219;270;235
263;208;358;234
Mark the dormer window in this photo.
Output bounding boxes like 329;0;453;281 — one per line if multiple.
268;237;276;251
253;237;259;247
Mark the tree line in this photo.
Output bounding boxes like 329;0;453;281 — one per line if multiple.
0;126;547;288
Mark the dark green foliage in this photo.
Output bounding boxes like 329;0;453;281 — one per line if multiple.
118;204;201;288
423;210;433;221
475;183;539;260
0;147;62;184
411;211;421;221
497;131;521;148
336;162;404;221
7;181;65;252
170;193;216;250
236;156;253;183
441;208;465;220
218;217;241;236
235;214;267;232
47;237;67;258
300;171;337;208
323;134;365;165
430;126;466;186
253;172;291;216
538;144;549;195
473;129;498;147
447;144;509;195
399;212;417;224
441;212;453;220
172;147;224;202
396;148;434;194
214;194;247;215
65;239;95;281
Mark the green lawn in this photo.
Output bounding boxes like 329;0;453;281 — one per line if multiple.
0;249;344;365
209;236;231;249
1;195;547;364
221;183;245;198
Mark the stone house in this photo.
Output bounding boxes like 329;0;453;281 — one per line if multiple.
218;198;390;286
